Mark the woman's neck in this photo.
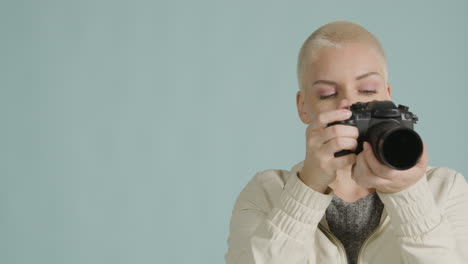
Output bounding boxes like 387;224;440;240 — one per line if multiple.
328;165;376;202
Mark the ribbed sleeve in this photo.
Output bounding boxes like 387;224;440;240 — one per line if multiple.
377;174;442;237
267;172;333;241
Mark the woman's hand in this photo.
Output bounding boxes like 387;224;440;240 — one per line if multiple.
352;141;429;193
299;109;359;193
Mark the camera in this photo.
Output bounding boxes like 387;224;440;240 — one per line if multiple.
328;100;423;170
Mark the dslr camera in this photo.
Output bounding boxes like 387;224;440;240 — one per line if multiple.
328;100;423;170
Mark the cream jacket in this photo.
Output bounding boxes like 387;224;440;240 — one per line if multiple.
225;161;468;264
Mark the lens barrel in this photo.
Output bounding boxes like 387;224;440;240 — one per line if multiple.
367;120;423;170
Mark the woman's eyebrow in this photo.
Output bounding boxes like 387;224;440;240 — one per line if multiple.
311;80;338;87
356;72;380;80
312;72;381;87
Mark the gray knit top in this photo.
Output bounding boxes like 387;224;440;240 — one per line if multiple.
325;192;384;264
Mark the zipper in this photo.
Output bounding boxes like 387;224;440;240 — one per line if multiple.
318;223;348;264
356;213;388;264
319;212;388;264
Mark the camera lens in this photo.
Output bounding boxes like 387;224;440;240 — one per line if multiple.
367;121;423;170
381;129;423;169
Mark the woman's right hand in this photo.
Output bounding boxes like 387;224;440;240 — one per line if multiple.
298;108;359;193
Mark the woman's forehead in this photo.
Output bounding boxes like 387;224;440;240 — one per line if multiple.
306;44;387;81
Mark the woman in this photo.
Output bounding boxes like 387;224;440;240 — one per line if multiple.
225;21;468;264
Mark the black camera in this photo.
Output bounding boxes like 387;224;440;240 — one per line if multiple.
328;100;423;170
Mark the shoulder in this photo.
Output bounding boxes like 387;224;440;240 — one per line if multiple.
233;161;304;213
426;166;465;186
426;166;460;178
425;166;467;203
252;168;290;189
250;160;305;192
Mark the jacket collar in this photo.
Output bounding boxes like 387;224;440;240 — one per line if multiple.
289;160;389;230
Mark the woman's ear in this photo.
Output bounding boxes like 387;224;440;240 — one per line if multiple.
296;90;312;124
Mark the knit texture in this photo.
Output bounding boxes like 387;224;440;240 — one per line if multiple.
325;192;384;264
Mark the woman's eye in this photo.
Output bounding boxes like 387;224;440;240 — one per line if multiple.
360;90;377;95
319;93;337;100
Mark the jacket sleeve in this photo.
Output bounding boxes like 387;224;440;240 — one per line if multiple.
377;169;468;264
225;171;333;264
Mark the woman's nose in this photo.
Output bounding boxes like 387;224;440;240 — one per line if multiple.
336;99;351;110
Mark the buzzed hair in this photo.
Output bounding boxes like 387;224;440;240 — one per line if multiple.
296;21;388;92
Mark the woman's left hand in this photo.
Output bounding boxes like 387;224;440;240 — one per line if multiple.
352;141;429;194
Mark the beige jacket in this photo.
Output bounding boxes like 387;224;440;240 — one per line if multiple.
225;161;468;264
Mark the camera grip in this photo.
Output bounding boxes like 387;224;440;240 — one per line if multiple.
334;149;353;157
327;121;356;158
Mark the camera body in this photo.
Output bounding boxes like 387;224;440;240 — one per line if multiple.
328;100;422;170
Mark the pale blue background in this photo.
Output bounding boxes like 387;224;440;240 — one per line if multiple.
1;0;467;263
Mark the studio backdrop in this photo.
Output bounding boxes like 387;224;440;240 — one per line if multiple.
1;0;467;263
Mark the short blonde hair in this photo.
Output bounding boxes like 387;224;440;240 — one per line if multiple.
296;21;388;92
